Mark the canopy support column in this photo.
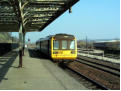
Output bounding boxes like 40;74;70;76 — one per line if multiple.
22;33;25;56
18;23;23;68
18;0;26;67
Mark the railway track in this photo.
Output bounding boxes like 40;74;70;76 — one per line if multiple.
60;56;120;90
62;63;109;90
76;57;120;77
104;54;120;59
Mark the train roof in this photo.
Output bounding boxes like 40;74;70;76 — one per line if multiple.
36;33;75;42
54;33;74;36
36;36;52;42
54;33;75;39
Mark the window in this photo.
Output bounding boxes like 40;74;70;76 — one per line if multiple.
53;40;59;49
70;40;75;49
62;40;67;49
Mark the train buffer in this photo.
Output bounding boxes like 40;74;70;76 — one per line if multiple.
0;49;88;90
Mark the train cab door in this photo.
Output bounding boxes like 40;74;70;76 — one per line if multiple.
39;42;41;51
48;40;50;55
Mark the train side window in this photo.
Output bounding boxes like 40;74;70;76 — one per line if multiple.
53;40;59;50
70;40;75;49
62;40;67;49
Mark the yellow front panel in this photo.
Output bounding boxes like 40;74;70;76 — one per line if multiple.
51;37;77;60
52;50;77;60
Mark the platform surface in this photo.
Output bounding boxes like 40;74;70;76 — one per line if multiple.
0;49;88;90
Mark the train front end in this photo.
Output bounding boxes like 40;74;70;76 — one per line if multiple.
51;34;77;60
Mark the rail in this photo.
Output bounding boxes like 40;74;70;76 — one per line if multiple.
76;58;120;77
63;63;110;90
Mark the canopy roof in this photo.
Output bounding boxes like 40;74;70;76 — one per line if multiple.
0;0;79;32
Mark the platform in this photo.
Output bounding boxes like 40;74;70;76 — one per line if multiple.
78;52;120;64
0;49;88;90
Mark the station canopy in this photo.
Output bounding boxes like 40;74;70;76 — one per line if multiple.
0;0;79;32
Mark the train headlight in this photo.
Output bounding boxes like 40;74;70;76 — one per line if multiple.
53;52;58;54
71;51;75;54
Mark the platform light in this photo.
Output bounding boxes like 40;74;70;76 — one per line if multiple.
71;50;75;54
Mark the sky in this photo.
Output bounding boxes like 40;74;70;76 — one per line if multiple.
12;0;120;43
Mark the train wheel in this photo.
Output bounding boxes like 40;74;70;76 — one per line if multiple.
52;59;58;63
58;61;66;69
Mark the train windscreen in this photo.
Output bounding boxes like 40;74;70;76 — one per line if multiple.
53;40;75;50
69;40;75;49
53;40;59;49
62;40;68;49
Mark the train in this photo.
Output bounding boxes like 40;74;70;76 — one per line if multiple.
36;33;77;62
93;40;120;54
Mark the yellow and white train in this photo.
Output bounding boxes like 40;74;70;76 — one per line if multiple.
36;34;77;62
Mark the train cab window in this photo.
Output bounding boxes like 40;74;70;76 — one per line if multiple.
62;40;67;49
53;40;59;49
70;40;75;49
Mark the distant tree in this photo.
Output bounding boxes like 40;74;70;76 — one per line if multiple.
77;40;86;48
77;40;93;49
0;32;14;43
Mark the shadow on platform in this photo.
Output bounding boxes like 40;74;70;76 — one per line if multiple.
28;49;50;59
0;51;18;82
